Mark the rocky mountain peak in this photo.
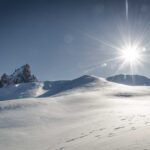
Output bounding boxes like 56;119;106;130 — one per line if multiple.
0;64;38;87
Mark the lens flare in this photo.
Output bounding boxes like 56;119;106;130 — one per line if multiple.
120;44;141;65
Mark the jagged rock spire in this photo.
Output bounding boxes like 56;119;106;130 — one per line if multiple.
0;64;38;87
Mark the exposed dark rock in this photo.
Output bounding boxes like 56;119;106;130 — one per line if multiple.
0;64;38;87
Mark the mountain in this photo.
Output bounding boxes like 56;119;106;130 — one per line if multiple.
1;72;150;150
0;64;109;100
0;64;38;87
1;64;150;101
2;67;150;150
39;75;107;97
107;74;150;86
0;74;107;100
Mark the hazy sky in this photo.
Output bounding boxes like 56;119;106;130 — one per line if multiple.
1;0;150;80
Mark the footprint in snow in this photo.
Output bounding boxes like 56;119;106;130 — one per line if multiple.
55;147;65;150
121;118;126;121
114;126;125;130
89;129;97;133
66;134;88;143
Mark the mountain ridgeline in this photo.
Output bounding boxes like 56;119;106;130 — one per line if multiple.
0;64;38;88
1;64;150;88
0;65;150;100
107;74;150;86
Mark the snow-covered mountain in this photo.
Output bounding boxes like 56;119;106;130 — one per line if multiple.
1;65;150;101
0;74;107;100
0;64;108;100
0;64;37;88
107;74;150;86
1;65;150;150
1;72;150;150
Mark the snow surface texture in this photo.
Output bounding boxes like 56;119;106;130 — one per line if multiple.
1;76;150;150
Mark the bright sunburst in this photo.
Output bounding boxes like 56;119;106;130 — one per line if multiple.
120;44;141;65
82;0;148;75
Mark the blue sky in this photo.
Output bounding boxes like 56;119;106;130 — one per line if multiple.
0;0;150;80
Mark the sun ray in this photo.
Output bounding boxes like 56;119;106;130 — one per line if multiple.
125;0;129;21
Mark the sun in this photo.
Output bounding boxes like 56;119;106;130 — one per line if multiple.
120;44;141;65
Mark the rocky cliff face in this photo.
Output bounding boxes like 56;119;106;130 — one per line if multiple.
0;64;38;87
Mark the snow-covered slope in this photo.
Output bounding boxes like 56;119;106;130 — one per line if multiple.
1;74;150;101
1;78;150;150
0;75;107;101
2;66;150;149
0;82;45;100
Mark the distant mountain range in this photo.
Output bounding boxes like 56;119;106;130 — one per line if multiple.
0;64;150;100
107;74;150;86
